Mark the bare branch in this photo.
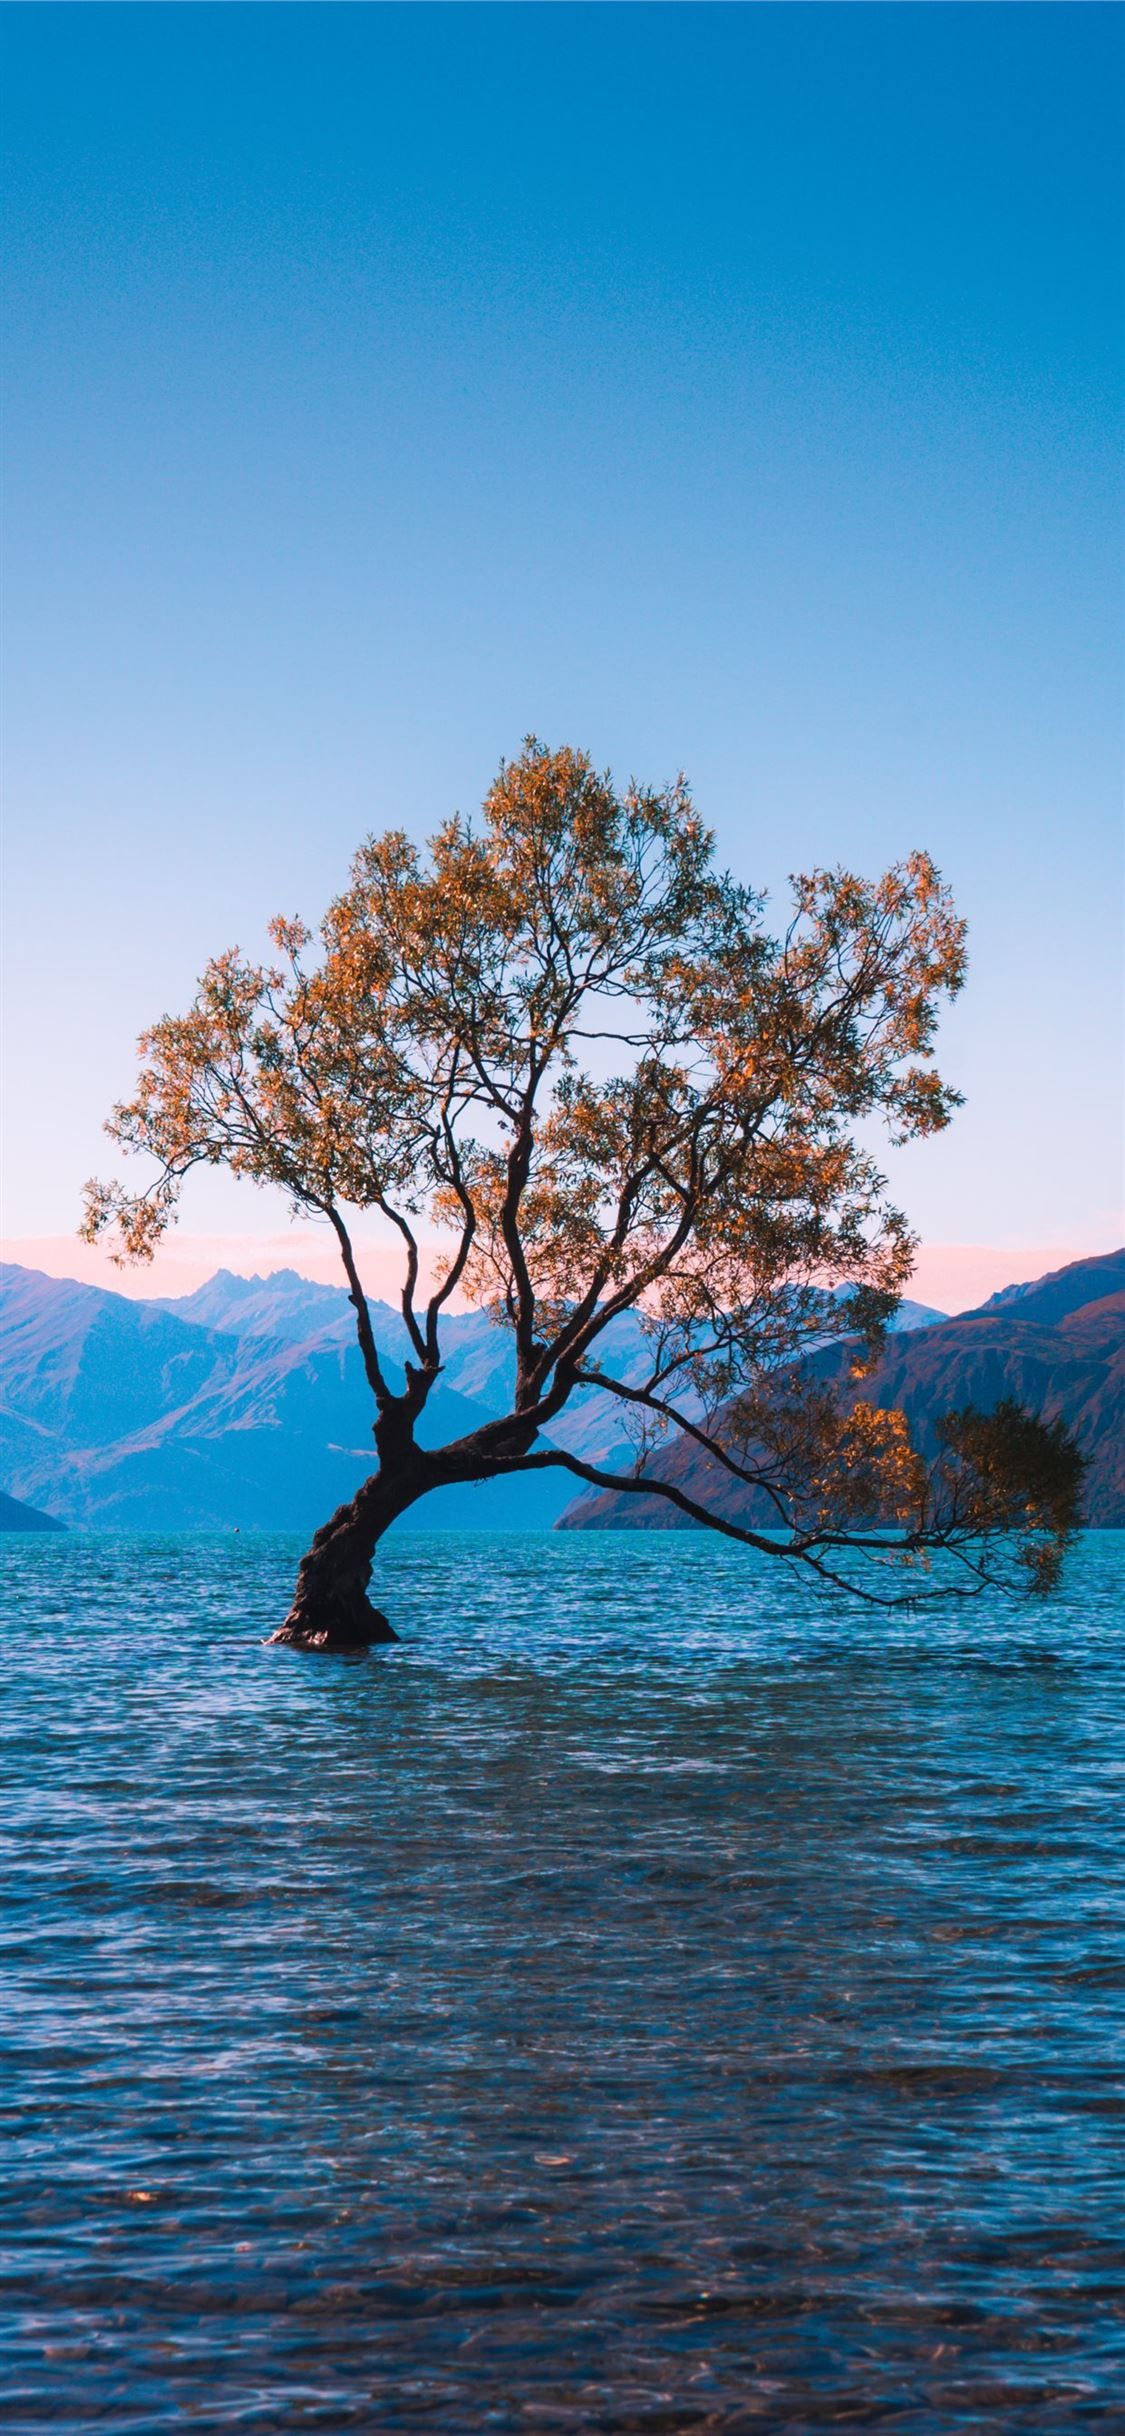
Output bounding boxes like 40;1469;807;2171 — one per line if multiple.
326;1208;395;1411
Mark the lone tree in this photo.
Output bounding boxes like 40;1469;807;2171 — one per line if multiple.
83;743;1082;1646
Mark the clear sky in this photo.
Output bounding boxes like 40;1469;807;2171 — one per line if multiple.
3;2;1122;1311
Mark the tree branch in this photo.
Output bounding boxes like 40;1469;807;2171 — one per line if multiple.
440;1440;986;1610
326;1207;396;1411
569;1366;796;1526
376;1197;428;1364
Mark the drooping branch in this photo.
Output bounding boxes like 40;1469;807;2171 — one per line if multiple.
447;1441;980;1609
568;1365;797;1527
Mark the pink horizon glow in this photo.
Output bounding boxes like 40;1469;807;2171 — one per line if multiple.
1;1232;1117;1318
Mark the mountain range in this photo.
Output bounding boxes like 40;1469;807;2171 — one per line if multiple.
0;1260;690;1532
562;1249;1125;1533
0;1264;568;1532
0;1254;1118;1531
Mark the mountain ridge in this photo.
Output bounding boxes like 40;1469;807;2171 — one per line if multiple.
0;1486;66;1534
0;1263;573;1531
0;1254;1118;1533
557;1251;1125;1533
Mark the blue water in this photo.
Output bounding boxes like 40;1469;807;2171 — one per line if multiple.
2;1531;1123;2431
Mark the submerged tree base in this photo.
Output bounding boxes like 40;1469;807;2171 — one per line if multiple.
269;1595;398;1654
271;1478;407;1651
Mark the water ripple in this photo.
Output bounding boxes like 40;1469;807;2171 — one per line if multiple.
1;1530;1123;2430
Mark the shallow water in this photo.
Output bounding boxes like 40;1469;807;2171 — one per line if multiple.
2;1530;1123;2431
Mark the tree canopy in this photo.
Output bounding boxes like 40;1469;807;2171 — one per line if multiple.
83;742;1082;1645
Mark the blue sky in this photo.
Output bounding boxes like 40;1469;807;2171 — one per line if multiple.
3;3;1121;1306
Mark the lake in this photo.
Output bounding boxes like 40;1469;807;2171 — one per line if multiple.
2;1530;1123;2430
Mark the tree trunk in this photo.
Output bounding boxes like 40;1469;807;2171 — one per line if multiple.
270;1468;421;1652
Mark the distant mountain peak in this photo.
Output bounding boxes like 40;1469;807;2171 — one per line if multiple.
971;1249;1125;1328
212;1266;318;1289
152;1267;355;1343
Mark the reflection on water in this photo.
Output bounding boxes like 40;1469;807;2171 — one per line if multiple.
2;1531;1123;2431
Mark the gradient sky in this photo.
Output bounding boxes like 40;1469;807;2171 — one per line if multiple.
3;3;1122;1310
